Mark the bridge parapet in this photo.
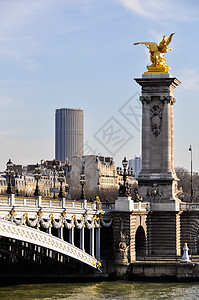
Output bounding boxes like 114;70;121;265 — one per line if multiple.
180;202;199;211
0;195;95;210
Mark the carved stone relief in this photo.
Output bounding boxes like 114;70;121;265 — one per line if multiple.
114;230;130;262
146;183;163;202
150;104;162;137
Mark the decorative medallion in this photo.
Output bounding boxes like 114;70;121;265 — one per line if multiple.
146;183;163;202
150;104;162;137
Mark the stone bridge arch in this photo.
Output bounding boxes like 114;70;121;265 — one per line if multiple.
135;225;146;260
133;213;148;261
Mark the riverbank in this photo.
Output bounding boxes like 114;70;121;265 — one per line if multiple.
1;259;199;286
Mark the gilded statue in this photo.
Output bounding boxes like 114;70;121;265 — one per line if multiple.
134;33;175;73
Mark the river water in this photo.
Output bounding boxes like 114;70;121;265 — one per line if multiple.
0;281;199;300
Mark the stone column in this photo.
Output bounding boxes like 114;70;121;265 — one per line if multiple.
135;74;181;204
96;227;101;261
47;226;51;235
58;226;63;239
90;227;95;256
69;227;74;245
80;227;85;250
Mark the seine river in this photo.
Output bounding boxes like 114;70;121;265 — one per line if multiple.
0;281;199;300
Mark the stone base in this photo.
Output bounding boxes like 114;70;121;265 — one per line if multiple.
138;171;181;210
115;196;134;212
145;65;169;73
114;263;129;278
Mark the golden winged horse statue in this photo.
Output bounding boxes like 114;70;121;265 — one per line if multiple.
134;33;175;72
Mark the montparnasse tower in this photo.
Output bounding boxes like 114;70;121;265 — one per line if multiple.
55;108;84;162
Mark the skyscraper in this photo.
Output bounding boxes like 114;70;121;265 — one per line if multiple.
55;108;84;161
128;156;142;179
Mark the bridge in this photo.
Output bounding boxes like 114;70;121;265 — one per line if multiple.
0;194;113;271
2;191;199;278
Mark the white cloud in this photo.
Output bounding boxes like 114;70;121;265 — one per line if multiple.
117;0;152;17
117;0;199;22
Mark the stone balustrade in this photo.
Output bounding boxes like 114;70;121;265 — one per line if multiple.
180;203;199;211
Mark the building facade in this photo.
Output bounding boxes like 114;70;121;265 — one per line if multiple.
0;160;69;198
55;108;84;162
70;155;120;197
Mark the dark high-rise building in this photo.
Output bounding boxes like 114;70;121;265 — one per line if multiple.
55;108;84;161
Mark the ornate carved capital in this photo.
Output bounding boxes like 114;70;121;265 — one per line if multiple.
160;96;173;103
140;96;150;104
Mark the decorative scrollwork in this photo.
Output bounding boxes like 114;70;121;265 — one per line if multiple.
101;219;112;227
40;218;51;229
52;218;62;229
85;219;94;229
27;217;38;227
75;219;84;229
147;183;163;202
62;217;73;229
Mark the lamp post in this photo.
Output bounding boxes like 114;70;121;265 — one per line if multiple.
6;159;14;195
65;183;69;199
117;157;132;197
189;145;194;202
122;157;128;187
52;159;57;199
80;163;86;200
34;163;41;197
58;167;65;198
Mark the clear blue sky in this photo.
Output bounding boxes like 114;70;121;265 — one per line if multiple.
0;0;199;171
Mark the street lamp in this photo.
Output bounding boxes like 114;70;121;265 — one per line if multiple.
34;163;41;197
58;167;65;198
65;183;69;199
189;145;194;202
6;159;14;195
52;159;57;199
117;157;131;197
80;163;86;200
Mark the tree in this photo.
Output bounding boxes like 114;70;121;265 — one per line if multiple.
175;167;199;202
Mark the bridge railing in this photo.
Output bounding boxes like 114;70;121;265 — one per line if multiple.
102;202;115;211
102;201;150;211
133;202;150;211
0;195;96;210
180;202;199;211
